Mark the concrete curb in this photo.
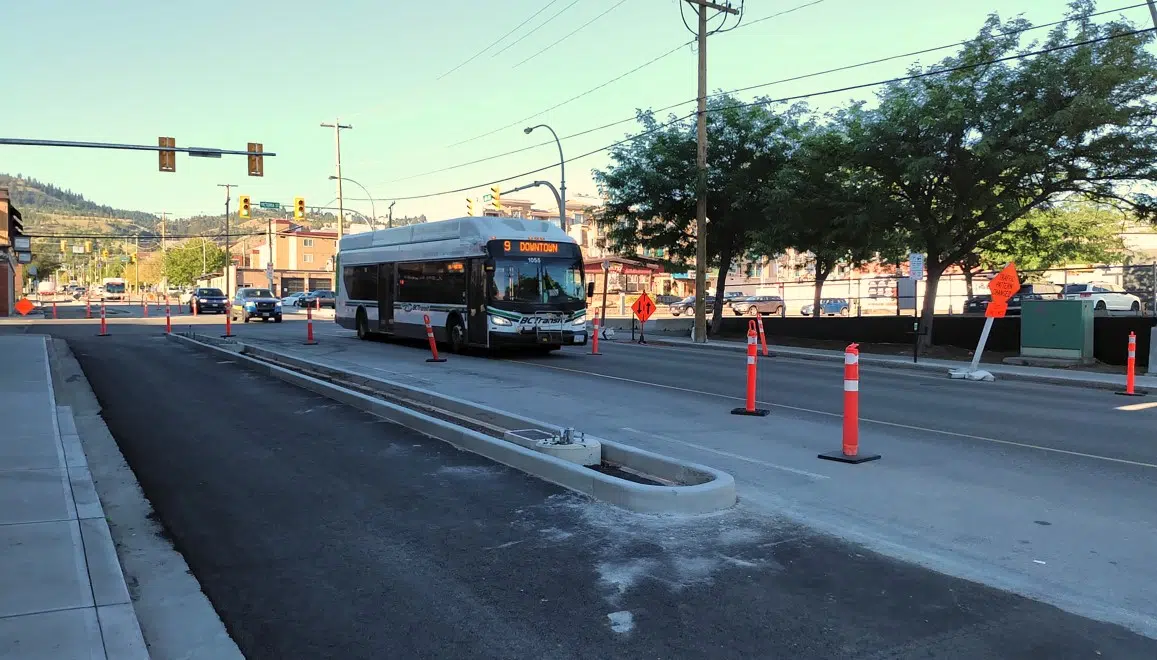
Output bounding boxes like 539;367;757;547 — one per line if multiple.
167;333;737;515
647;337;1144;392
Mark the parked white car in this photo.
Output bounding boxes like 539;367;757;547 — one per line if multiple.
1062;282;1143;313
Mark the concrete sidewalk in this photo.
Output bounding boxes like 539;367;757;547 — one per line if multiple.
638;333;1157;392
0;335;147;659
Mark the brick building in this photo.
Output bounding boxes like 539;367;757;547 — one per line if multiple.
0;187;28;316
223;219;338;296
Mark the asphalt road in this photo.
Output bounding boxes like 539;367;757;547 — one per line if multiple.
5;320;1154;658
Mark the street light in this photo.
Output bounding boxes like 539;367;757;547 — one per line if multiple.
328;176;377;231
524;124;566;232
388;201;396;228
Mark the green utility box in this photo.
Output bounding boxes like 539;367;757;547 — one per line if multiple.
1020;299;1094;363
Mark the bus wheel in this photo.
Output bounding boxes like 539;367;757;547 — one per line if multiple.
447;316;467;354
356;308;370;340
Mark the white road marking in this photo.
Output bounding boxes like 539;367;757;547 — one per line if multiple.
511;360;1157;471
1116;401;1157;412
620;426;829;480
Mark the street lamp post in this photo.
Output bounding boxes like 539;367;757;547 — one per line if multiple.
524;124;566;232
388;201;396;228
328;175;376;231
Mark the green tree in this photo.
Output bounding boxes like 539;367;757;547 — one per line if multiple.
758;122;907;316
163;238;226;286
593;95;803;332
976;202;1126;276
844;1;1157;349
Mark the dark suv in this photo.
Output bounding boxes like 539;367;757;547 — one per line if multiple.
190;287;227;314
301;290;336;309
232;287;283;323
669;296;717;316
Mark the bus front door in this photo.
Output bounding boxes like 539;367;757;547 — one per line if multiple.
468;260;489;346
377;263;395;333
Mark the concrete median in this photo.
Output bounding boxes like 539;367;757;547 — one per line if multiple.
166;332;736;515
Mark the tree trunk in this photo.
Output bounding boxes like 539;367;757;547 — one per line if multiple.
709;243;736;336
963;268;974;299
811;267;830;318
917;262;945;352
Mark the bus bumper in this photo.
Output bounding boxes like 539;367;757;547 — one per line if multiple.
491;328;587;348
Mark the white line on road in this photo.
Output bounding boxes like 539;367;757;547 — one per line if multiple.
511;360;1157;471
1116;401;1157;412
620;426;830;479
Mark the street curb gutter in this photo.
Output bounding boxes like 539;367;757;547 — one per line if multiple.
648;338;1143;392
167;334;737;515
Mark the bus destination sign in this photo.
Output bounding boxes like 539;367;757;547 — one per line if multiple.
501;240;562;255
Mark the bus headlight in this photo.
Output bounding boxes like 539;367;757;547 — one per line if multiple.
572;314;586;326
490;315;512;326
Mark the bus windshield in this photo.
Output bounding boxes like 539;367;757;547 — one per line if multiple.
491;257;585;305
104;282;125;293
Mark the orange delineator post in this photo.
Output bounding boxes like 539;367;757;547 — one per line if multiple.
85;297;91;319
222;303;234;338
165;303;172;334
423;314;446;363
304;305;318;345
591;311;602;355
97;300;109;337
142;296;149;317
1116;331;1147;396
819;343;881;464
755;311;768;357
52;301;58;319
731;321;769;416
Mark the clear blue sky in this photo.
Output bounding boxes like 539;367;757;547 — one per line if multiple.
3;0;1149;224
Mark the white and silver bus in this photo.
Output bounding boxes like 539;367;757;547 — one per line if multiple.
335;217;589;352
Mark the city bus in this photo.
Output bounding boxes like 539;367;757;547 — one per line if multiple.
336;217;588;352
99;277;126;301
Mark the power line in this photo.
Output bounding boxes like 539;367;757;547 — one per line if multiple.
376;3;1149;188
512;0;630;69
491;0;582;58
350;26;1154;203
446;0;825;149
437;0;563;80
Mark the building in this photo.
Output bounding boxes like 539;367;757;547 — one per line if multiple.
0;187;28;316
205;219;338;296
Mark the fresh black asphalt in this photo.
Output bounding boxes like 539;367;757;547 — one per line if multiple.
20;321;1157;659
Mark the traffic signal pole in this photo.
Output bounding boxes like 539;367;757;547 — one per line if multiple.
218;184;237;297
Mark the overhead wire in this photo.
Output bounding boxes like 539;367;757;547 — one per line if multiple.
513;0;631;69
377;2;1148;188
492;0;583;58
437;0;563;80
348;26;1155;203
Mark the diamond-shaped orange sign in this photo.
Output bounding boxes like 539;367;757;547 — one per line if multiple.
14;298;34;316
631;292;656;324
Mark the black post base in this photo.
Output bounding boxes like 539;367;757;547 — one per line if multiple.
1115;390;1148;396
222;334;235;339
426;357;447;363
731;407;770;416
818;451;881;464
304;340;318;346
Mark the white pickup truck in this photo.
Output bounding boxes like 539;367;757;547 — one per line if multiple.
1062;282;1143;313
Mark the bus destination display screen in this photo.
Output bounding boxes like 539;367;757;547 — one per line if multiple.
493;240;577;257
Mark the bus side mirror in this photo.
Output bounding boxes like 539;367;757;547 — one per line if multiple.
586;282;596;298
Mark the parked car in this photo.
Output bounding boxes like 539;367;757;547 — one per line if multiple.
189;287;228;314
668;295;717;316
231;287;283;323
964;295;991;314
653;294;682;306
730;295;784;316
282;292;308;307
300;290;336;309
1062;282;1143;313
800;298;850;316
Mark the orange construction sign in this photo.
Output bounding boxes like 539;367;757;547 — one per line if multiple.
984;263;1019;319
631;292;656;324
14;298;34;316
985;300;1009;319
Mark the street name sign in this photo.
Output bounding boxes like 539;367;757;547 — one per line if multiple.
259;201;281;210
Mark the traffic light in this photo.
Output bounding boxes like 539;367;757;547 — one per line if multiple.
247;142;264;177
158;136;176;172
60;240;67;254
130;253;137;264
101;249;109;260
84;241;92;253
466;198;475;216
294;197;305;219
239;195;251;218
491;186;503;212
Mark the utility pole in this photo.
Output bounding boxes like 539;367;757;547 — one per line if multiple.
218;184;237;297
684;0;738;343
1148;0;1157;30
267;214;274;290
388;201;395;228
320;119;352;240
